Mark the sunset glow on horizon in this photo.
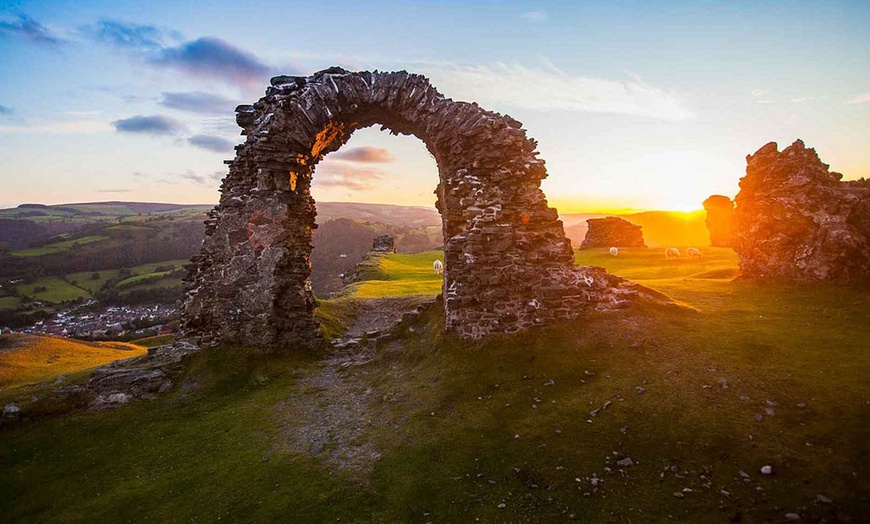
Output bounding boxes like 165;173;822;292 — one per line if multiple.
1;1;868;213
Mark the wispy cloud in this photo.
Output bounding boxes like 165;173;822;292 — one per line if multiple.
178;169;224;185
522;11;548;22
329;147;394;163
82;20;273;89
313;165;382;192
789;96;813;104
188;134;234;153
0;105;13;116
160;91;237;114
845;92;870;105
750;89;775;104
0;14;66;47
112;114;185;135
97;188;133;193
422;62;695;121
80;20;175;50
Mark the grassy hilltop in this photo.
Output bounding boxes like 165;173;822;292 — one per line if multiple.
0;336;146;391
1;248;869;522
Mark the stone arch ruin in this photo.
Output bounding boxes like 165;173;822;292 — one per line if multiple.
182;67;642;348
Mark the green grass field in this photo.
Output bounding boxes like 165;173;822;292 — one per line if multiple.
347;251;444;298
16;277;91;303
116;270;177;288
128;334;174;348
0;296;21;310
64;270;120;294
6;259;191;306
11;235;110;258
1;248;869;521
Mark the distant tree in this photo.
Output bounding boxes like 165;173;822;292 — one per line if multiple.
91;272;101;280
33;286;47;293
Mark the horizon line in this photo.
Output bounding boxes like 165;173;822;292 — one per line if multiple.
0;199;704;216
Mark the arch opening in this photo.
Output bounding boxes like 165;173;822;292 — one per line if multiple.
308;126;443;298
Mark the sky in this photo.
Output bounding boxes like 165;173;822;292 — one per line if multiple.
0;0;868;213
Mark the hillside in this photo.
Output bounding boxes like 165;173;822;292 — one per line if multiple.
1;248;868;521
0;335;145;390
0;202;212;251
315;201;441;228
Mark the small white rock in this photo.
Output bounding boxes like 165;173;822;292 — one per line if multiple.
761;465;773;475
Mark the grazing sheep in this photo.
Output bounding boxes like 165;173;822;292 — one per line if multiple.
687;247;703;258
665;247;681;259
609;247;619;257
433;260;444;274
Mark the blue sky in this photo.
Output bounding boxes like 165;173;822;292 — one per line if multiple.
1;0;868;211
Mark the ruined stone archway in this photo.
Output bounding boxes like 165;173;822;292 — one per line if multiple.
182;67;641;348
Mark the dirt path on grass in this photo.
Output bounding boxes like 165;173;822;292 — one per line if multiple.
343;296;432;338
272;297;429;479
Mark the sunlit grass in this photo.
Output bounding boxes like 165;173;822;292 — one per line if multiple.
0;335;146;390
348;251;443;298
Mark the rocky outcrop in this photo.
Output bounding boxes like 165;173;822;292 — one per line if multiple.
371;234;396;253
182;67;666;349
580;217;645;249
734;140;870;284
702;195;735;247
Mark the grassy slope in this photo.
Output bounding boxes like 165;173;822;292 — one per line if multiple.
128;334;174;348
11;259;190;305
11;235;110;258
0;296;21;310
348;251;444;298
0;335;146;390
16;277;91;303
64;270;120;294
1;249;869;521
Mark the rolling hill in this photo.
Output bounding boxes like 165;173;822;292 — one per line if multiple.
0;334;146;390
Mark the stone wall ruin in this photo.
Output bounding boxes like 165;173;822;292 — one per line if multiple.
734;140;870;284
702;195;735;247
371;234;396;253
580;217;646;249
182;68;655;349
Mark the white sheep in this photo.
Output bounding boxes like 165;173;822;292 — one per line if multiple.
687;247;703;259
433;260;444;274
609;247;619;257
665;247;681;259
